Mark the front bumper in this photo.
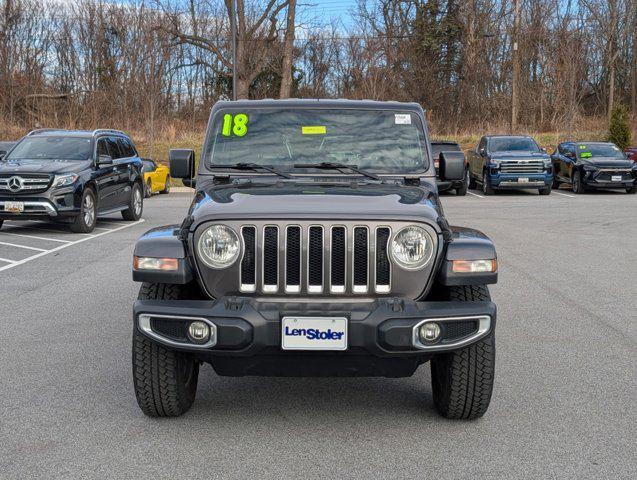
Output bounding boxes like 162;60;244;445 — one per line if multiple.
134;296;496;361
0;191;81;220
582;170;636;189
490;172;552;189
436;179;464;191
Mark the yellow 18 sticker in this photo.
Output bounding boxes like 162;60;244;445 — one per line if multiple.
222;113;249;137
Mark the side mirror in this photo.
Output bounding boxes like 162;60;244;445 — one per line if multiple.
540;147;547;153
169;149;195;179
98;154;113;165
479;147;486;157
0;152;5;160
565;152;575;160
439;151;466;182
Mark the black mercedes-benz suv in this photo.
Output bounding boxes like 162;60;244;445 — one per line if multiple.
131;99;499;420
0;129;144;232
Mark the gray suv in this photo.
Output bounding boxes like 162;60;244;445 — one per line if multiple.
131;100;498;419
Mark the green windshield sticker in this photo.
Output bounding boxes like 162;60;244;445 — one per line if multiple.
221;113;249;137
579;145;587;149
302;126;327;135
580;152;592;158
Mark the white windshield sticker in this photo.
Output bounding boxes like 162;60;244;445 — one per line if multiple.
394;114;411;125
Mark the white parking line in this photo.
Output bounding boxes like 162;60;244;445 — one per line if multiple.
553;191;576;198
467;191;485;198
0;257;17;264
0;232;71;243
0;219;145;272
0;241;48;252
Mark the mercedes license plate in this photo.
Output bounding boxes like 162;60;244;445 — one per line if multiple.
4;201;24;213
281;316;348;351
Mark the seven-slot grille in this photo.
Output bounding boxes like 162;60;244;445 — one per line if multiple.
499;161;544;174
239;224;392;294
0;174;52;194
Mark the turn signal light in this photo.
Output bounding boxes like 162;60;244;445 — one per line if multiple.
452;259;497;273
133;256;179;271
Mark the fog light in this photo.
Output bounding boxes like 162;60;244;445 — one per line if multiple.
419;322;441;343
187;321;210;344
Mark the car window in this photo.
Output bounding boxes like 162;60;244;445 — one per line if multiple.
142;160;156;173
488;137;540;153
117;137;136;158
431;143;460;159
106;137;123;159
96;138;109;157
576;143;625;159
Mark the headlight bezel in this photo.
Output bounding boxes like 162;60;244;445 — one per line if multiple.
197;224;241;269
390;225;435;270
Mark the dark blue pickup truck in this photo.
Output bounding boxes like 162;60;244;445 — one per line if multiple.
468;135;553;195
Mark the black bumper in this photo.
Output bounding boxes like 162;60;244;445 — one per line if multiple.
134;297;496;376
436;179;464;191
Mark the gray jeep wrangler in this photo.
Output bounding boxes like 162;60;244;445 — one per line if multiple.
131;99;498;419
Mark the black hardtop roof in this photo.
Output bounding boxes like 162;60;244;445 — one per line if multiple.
431;140;460;145
212;98;424;112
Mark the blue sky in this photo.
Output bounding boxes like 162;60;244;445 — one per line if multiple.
298;0;359;29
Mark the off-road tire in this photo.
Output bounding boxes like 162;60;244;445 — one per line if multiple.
122;182;143;221
552;177;560;189
0;220;3;230
430;285;495;420
456;169;469;196
538;185;551;195
160;177;171;194
132;283;199;417
70;188;97;233
482;171;495;195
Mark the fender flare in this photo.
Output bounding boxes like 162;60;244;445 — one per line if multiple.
437;226;498;286
132;225;194;284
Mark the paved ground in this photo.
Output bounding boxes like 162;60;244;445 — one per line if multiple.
0;188;635;479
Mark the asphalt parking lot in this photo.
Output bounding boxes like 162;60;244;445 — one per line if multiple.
0;188;635;479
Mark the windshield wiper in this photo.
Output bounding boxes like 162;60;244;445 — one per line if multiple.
209;163;291;179
293;162;381;181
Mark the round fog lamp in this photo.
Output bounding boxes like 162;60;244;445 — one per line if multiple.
187;321;210;344
419;322;441;343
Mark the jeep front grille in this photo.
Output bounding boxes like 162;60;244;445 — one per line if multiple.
239;224;392;295
499;161;544;174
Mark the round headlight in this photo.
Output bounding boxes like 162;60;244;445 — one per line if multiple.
391;226;434;269
197;225;240;269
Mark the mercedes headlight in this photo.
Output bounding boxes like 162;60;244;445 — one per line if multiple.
391;226;434;270
197;225;240;269
52;174;79;188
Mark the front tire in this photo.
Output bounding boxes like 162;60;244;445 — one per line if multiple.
70;188;97;233
122;183;143;221
538;185;551;195
144;179;152;198
160;177;171;194
430;285;495;420
132;283;199;417
626;186;636;194
468;172;477;189
572;171;586;194
482;171;495;195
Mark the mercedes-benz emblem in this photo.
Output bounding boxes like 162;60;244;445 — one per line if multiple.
8;176;23;192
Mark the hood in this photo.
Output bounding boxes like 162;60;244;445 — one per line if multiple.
489;151;549;161
189;180;442;226
579;157;634;169
0;159;91;175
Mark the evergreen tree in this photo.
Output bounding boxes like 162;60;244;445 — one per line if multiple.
608;103;631;149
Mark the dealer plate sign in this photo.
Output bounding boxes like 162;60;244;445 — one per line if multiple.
281;316;348;351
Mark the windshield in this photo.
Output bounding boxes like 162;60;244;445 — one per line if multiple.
204;108;428;173
577;143;625;159
5;137;93;161
489;137;539;153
